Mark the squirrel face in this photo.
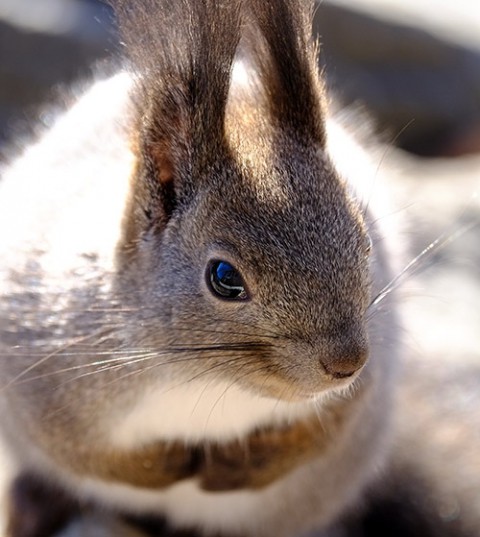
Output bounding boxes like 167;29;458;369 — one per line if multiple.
116;131;371;401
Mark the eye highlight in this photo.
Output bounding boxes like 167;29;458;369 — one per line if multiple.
207;260;248;300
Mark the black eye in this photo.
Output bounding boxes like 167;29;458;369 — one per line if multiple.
207;261;248;300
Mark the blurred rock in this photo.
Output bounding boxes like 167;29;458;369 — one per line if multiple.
0;0;115;153
314;2;480;156
0;0;479;158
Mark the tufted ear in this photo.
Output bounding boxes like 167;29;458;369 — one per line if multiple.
111;0;243;224
247;0;326;145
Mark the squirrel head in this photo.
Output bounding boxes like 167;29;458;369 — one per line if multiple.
112;0;372;401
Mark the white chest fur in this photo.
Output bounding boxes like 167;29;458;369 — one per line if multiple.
78;476;270;535
74;382;322;535
109;380;316;446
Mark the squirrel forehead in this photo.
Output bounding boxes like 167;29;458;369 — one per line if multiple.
191;162;366;267
219;129;340;205
208;144;365;239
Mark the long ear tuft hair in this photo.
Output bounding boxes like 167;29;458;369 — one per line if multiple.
110;0;243;204
247;0;326;144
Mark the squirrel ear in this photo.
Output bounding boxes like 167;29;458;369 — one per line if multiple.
113;0;242;222
151;144;173;187
146;135;176;219
248;0;326;145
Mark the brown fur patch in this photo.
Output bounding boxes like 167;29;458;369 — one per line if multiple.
73;396;355;492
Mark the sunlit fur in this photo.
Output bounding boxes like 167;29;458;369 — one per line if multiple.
0;1;403;536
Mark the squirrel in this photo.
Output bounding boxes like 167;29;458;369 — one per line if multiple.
0;0;434;535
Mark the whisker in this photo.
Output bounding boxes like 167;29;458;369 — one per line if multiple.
8;352;161;386
363;118;416;217
6;348;154;358
370;219;478;308
62;344;268;392
204;360;258;433
6;339;272;386
171;325;282;341
195;319;284;340
1;331;112;390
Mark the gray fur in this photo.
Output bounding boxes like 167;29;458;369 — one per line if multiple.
0;1;399;536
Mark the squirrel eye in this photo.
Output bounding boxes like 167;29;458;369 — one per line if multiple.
207;261;248;300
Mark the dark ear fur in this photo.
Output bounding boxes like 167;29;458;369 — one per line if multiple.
110;0;243;219
247;0;326;144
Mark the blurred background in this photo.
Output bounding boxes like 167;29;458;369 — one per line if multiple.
0;0;478;372
1;0;480;156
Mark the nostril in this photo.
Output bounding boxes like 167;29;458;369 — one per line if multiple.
323;362;362;379
321;345;368;379
317;327;369;380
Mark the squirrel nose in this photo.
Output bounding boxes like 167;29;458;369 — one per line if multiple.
321;341;368;379
323;360;363;379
